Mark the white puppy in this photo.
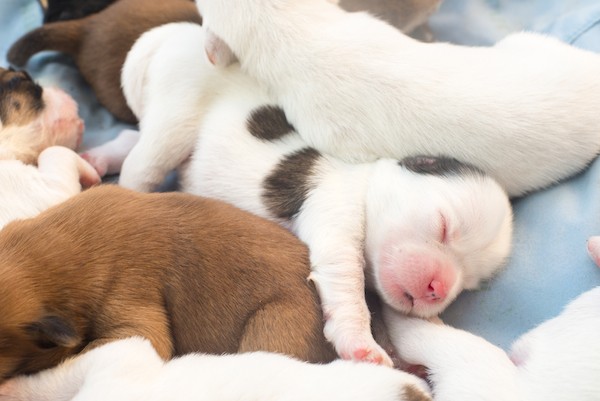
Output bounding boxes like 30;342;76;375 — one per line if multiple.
86;23;513;366
0;337;431;401
0;68;100;229
196;0;600;197
385;286;600;401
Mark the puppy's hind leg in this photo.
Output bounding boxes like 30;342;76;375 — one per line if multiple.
7;19;85;67
80;129;140;177
37;146;101;195
238;297;338;364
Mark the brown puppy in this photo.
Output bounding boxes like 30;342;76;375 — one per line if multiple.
8;0;201;123
0;185;336;383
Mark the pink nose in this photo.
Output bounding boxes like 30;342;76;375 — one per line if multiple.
426;279;447;301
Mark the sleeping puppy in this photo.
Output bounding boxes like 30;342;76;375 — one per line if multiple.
0;67;100;229
7;0;201;123
196;0;600;197
384;285;600;401
0;338;431;401
0;184;340;383
86;23;513;366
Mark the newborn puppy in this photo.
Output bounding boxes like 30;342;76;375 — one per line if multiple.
7;0;201;123
385;285;600;401
197;0;600;197
0;67;99;229
0;337;431;401
0;184;337;383
87;23;513;366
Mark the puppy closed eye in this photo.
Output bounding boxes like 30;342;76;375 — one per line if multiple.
438;213;449;244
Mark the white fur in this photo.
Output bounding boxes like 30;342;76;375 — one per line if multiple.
0;337;431;401
97;22;514;366
196;0;600;197
0;146;100;230
384;286;600;401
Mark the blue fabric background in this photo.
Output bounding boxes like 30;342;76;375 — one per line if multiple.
1;0;599;350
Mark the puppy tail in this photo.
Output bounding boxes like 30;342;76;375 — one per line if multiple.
7;19;85;67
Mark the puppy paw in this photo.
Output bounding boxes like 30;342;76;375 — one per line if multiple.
80;151;109;177
336;336;394;367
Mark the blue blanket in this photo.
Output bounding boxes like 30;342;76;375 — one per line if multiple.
2;0;600;350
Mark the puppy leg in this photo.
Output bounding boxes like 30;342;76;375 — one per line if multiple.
237;298;336;363
37;146;101;195
0;338;161;401
383;307;518;401
294;166;393;366
97;303;174;360
119;104;199;192
0;349;91;401
162;351;431;401
80;129;140;177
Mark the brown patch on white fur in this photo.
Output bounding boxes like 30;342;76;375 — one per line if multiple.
0;185;336;382
8;0;201;123
0;67;83;164
402;384;432;401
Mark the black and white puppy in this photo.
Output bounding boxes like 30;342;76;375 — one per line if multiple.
196;0;600;197
85;23;513;366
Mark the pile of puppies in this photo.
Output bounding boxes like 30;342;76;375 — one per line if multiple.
1;0;599;400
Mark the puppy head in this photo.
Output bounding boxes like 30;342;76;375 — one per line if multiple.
0;265;82;383
365;156;513;317
0;67;84;164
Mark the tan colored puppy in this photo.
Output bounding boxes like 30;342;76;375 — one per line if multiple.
7;0;201;123
0;185;335;382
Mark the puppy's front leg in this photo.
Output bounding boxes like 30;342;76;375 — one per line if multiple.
37;146;101;195
383;307;518;401
0;350;91;401
295;163;392;366
119;103;200;192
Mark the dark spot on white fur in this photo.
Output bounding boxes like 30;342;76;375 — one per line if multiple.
0;68;44;126
247;105;295;141
402;384;432;401
262;148;321;219
398;155;485;178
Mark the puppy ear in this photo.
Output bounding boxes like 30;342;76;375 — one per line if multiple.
204;28;238;67
24;315;81;349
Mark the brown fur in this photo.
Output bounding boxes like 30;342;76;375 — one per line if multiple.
7;0;201;123
0;68;44;129
0;185;336;382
